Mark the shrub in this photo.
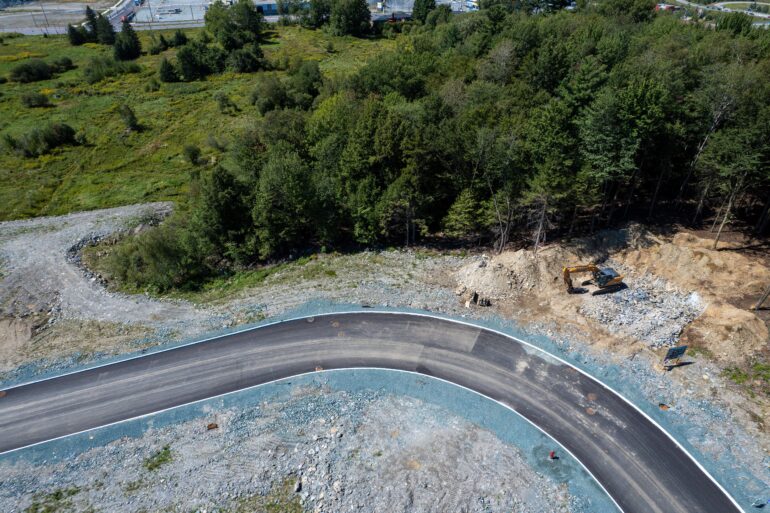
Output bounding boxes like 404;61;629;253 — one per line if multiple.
250;75;288;114
75;130;88;145
183;144;202;164
206;133;227;151
118;104;139;130
101;219;209;292
3;123;77;157
144;77;161;92
175;41;226;81
51;56;75;72
9;59;53;83
214;91;239;114
148;34;167;55
158;58;179;83
144;445;172;471
21;92;51;108
0;77;7;84
225;45;263;73
83;56;140;84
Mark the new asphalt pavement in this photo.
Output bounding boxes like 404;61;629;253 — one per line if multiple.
0;312;742;513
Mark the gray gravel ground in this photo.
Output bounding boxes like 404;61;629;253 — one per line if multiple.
0;386;573;513
577;261;704;348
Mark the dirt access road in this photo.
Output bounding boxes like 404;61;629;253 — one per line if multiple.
0;203;219;372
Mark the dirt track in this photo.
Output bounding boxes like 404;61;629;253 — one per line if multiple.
0;203;219;372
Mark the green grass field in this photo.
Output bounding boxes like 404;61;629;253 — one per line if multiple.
0;27;394;221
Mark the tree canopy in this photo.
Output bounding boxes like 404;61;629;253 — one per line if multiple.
111;1;770;291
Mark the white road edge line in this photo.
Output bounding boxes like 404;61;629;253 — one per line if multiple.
0;310;746;512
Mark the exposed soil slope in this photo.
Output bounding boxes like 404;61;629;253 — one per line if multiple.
455;224;769;365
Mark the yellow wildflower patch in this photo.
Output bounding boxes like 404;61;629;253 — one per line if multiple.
0;52;46;62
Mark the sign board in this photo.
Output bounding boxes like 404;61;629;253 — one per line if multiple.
664;346;688;361
663;345;688;368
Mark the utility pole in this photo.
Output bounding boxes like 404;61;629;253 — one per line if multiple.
31;10;41;34
39;0;51;35
146;0;155;30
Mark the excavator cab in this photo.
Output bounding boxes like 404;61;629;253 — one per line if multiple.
563;265;625;295
594;268;621;288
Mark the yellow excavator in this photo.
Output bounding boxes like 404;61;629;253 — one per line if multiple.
563;265;625;295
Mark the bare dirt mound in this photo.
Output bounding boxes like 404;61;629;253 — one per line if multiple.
619;232;770;302
0;318;34;365
455;245;585;301
455;224;768;356
619;231;769;362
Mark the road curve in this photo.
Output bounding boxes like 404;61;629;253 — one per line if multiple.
0;312;741;513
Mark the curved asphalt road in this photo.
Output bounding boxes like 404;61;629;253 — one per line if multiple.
0;312;741;513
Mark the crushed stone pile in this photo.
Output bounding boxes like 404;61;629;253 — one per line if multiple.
577;268;704;348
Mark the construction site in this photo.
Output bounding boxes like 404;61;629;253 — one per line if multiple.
0;203;768;512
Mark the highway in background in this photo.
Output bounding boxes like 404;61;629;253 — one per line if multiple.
0;312;743;513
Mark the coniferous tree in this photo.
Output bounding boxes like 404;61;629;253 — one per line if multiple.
95;14;116;45
67;24;86;46
412;0;436;23
84;6;98;40
158;58;179;82
172;29;188;47
114;20;142;60
443;189;480;238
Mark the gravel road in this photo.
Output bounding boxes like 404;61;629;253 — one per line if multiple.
0;203;216;333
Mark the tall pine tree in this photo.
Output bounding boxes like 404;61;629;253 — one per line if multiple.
114;21;142;60
95;14;116;45
84;6;98;41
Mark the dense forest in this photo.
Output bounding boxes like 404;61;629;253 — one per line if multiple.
106;0;770;291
